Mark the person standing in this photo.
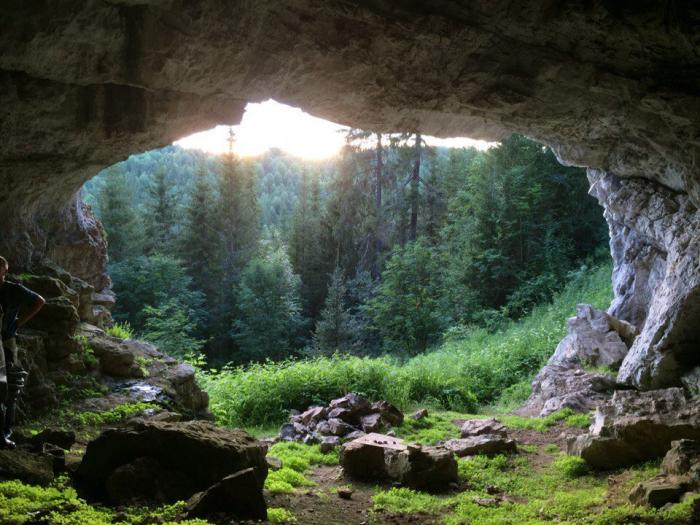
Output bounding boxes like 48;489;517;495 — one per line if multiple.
0;256;45;448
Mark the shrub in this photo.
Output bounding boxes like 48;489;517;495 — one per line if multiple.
107;321;133;340
552;455;590;478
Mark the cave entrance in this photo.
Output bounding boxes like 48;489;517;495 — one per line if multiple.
79;100;609;371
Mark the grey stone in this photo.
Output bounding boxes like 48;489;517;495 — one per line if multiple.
568;389;700;469
186;468;267;521
443;435;517;457
629;476;689;508
320;436;341;453
460;419;507;438
327;418;355;436
411;409;429;421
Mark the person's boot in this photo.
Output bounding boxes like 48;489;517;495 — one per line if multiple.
0;405;14;449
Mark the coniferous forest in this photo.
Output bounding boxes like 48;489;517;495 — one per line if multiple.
83;133;608;369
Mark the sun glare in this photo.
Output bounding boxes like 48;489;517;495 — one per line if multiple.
175;100;494;159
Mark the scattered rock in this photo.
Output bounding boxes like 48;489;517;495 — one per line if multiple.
340;433;457;490
186;467;267;521
337;487;353;500
568;389;700;469
411;409;429;421
276;394;404;444
320;436;341;453
443;435;517;457
460;418;507;438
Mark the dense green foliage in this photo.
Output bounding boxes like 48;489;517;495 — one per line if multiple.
199;261;611;427
85;132;606;365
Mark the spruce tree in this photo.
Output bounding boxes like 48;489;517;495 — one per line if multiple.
312;267;352;355
144;162;176;254
98;166;142;262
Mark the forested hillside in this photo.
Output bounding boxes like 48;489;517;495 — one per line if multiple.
82;133;607;367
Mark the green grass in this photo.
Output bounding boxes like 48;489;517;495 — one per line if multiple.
371;451;694;525
202;262;612;428
72;402;154;427
500;408;592;432
107;321;134;340
265;442;339;494
0;478;209;525
268;507;297;524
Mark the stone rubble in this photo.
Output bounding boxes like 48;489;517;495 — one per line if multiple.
276;393;405;449
568;388;700;469
629;439;700;508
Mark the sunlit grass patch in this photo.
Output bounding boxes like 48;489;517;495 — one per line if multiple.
500;408;592;432
267;507;297;524
552;455;589;478
267;442;338;472
394;411;467;444
264;442;338;494
372;487;447;514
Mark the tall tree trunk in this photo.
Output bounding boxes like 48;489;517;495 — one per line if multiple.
409;132;421;242
372;132;383;279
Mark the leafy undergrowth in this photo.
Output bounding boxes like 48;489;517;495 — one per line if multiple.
201;262;612;428
393;408;592;445
372;452;695;524
265;442;339;494
0;477;208;525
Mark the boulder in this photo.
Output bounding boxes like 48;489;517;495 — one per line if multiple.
76;420;268;502
295;406;327;426
568;389;700;469
29;429;75;451
330;393;372;418
370;400;404;426
327;418;356;436
460;418;508;438
361;413;384;433
662;440;700;479
443;435;517;457
340;433;457;490
548;304;637;370
629;476;689;508
186;468;267;521
89;336;142;377
18;274;79;309
0;449;55;485
105;456;194;505
522;364;618;417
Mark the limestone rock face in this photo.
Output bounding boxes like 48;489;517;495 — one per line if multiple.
589;171;700;389
548;304;636;370
567;389;700;469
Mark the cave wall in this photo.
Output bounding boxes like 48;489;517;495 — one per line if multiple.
1;0;699;386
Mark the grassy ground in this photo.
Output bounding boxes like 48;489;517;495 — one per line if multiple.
200;262;613;428
259;410;697;525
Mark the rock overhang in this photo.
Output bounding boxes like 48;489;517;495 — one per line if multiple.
1;0;699;390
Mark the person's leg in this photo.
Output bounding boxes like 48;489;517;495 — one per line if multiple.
3;337;25;448
0;335;11;449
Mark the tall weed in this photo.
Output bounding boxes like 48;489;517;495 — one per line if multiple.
200;262;612;428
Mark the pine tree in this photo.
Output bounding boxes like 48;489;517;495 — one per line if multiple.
144;162;176;254
312;267;352;355
179;160;221;314
218;128;260;282
98;166;142;262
